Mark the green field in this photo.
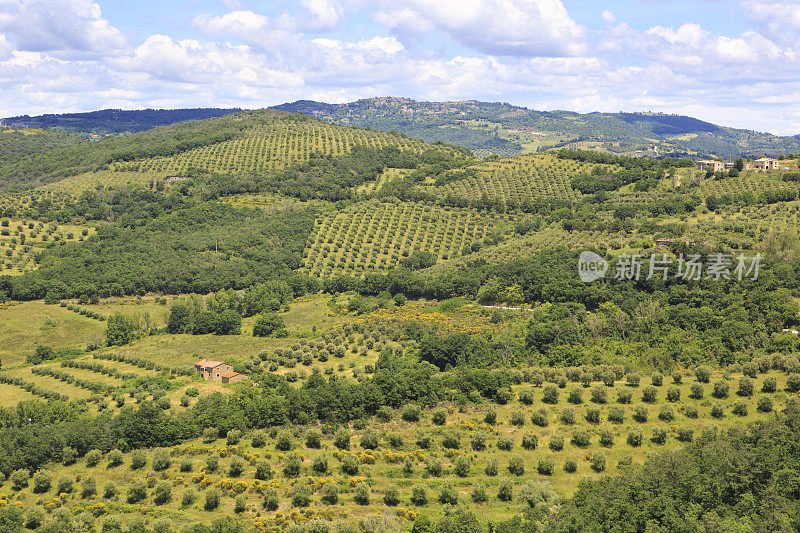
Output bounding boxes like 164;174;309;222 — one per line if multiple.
0;301;105;366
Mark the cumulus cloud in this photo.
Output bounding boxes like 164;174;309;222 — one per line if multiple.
117;35;304;88
375;0;587;57
299;0;342;30
742;0;800;45
1;0;800;135
602;20;797;77
0;0;125;57
193;0;341;41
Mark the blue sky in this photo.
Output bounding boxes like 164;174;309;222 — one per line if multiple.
1;0;799;134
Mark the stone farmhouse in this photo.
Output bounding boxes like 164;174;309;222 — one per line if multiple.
697;160;726;172
753;157;781;171
194;359;247;383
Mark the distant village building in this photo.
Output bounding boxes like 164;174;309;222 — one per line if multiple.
699;159;773;172
753;157;780;171
194;359;247;383
697;160;726;172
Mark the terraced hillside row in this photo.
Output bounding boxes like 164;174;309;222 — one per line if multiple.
0;217;95;275
419;227;646;278
0;354;200;412
112;121;442;176
1;365;794;532
422;154;603;205
302;201;509;278
698;170;797;197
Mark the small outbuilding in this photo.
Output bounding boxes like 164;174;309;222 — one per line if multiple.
221;371;247;384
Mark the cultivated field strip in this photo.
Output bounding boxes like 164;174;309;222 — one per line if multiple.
0;214;95;275
112;122;437;175
426;154;598;205
303;201;504;278
420;228;640;278
699;171;796;197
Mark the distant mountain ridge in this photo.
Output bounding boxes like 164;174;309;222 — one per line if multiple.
273;97;800;159
5;99;799;159
1;108;244;135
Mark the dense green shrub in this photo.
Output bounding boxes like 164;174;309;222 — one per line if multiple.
712;380;730;399
695;366;711;383
127;480;147;504
599;428;614;447
353;483;370;505
531;407;549;427
130;450;147;470
508;455;526;476
787;373;800;393
666;387;681;402
154;481;172;505
571;430;590;448
521;432;538;450
542;384;559;404
617;388;632;404
205;488;221;510
757;396;773;412
454;455;471;477
738;377;754;397
642;386;657;403
497;480;514;502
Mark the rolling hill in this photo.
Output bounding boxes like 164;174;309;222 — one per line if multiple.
2;100;800;533
0;109;466;192
1;108;244;135
9;99;799;162
274;97;800;159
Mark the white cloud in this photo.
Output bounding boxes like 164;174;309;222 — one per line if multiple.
646;23;707;48
742;0;800;45
1;0;800;136
193;10;272;38
117;35;304;88
299;0;342;30
375;0;587;57
0;0;125;57
0;35;12;61
192;0;342;41
603;20;798;75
